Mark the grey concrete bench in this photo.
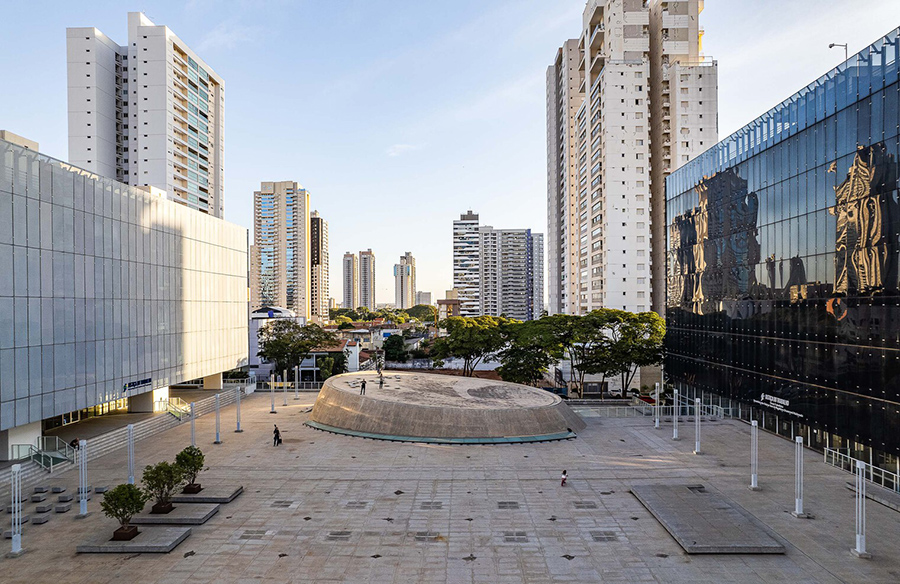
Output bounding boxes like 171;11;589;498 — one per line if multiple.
51;486;66;493
31;515;50;525
31;493;47;503
35;504;53;514
58;494;74;503
34;486;48;494
55;503;71;513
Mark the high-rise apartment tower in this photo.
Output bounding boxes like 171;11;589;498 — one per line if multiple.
359;249;376;311
67;12;225;216
394;252;416;310
546;0;717;315
452;210;481;316
250;181;311;318
342;253;359;309
310;211;329;320
479;227;544;321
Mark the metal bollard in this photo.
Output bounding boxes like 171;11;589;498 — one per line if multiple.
190;402;196;447
749;420;760;490
654;382;660;429
283;369;288;406
792;435;808;518
127;424;135;485
693;398;701;454
294;365;300;399
672;389;679;440
852;460;871;558
77;439;89;518
270;376;277;414
235;386;244;432
9;464;23;557
214;393;222;444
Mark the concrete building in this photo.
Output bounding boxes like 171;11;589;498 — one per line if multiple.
0;131;38;151
250;181;311;319
0;137;248;459
479;227;544;321
342;252;358;309
310;211;329;321
415;291;432;306
359;249;376;311
66;12;225;217
546;39;583;316
393;252;416;310
546;0;717;315
452;210;481;316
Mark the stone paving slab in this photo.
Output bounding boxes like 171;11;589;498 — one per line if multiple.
130;503;219;525
170;485;243;504
631;484;785;554
76;526;191;553
845;481;900;513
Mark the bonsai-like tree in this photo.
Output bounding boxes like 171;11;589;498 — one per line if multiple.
100;483;149;531
141;461;185;508
175;446;206;487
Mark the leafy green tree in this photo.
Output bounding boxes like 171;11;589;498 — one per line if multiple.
405;304;437;323
609;311;665;391
316;355;335;379
141;461;185;507
101;484;150;530
496;320;562;386
258;321;340;373
175;446;206;486
430;316;511;376
384;334;408;362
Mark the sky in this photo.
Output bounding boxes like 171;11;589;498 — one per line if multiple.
1;0;899;305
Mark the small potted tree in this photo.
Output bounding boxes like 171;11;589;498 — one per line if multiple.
176;446;206;494
100;483;150;541
141;461;185;514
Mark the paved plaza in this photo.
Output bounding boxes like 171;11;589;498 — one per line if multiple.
3;391;900;583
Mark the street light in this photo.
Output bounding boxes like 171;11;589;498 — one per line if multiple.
829;42;848;63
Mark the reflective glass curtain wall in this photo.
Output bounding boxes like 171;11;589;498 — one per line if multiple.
665;29;900;459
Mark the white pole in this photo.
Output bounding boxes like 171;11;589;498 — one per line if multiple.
654;382;660;429
749;420;760;490
190;402;196;447
214;393;222;444
852;460;871;558
673;389;679;440
283;368;288;406
693;398;701;454
9;463;23;557
792;435;807;518
294;365;299;399
78;439;88;517
235;386;244;432
127;424;135;485
270;376;277;413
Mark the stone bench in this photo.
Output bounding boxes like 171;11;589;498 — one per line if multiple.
58;494;74;503
34;486;48;494
31;493;47;503
55;503;71;513
77;486;93;495
95;486;109;494
35;504;53;514
51;486;66;493
31;515;50;525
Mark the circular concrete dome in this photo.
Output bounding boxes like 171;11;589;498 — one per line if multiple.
306;371;586;444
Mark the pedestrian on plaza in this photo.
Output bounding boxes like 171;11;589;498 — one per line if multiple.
273;424;282;446
70;438;80;450
360;379;367;395
560;470;567;487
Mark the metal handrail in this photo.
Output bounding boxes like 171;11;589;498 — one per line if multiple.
824;447;900;493
166;397;191;420
10;444;56;472
37;436;76;462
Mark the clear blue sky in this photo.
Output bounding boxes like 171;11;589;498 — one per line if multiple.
1;0;897;304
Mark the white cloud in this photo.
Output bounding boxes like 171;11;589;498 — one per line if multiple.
386;144;422;157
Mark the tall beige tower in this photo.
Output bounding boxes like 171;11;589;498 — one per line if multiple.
546;0;717;316
310;211;329;320
342;252;359;309
394;252;416;310
359;249;376;311
251;181;311;319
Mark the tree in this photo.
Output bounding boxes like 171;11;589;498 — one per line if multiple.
496;320;563;386
316;355;335;379
610;311;665;391
405;304;437;323
141;461;185;509
101;483;150;531
430;316;510;376
257;321;340;373
384;334;408;362
540;313;595;395
175;446;206;487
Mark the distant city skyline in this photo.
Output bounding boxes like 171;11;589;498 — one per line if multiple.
1;1;896;304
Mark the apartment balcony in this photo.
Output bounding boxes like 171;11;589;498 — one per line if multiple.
590;51;605;76
589;24;605;50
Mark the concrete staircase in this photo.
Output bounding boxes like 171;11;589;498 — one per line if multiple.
0;389;243;501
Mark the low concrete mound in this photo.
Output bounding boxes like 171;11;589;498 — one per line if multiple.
307;371;585;444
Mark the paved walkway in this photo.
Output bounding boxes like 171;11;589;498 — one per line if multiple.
2;394;900;583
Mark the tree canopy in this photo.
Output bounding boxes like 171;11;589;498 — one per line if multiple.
257;321;340;373
430;315;514;376
383;334;408;362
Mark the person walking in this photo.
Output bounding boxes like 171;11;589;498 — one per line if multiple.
560;470;567;487
273;424;282;447
360;379;367;396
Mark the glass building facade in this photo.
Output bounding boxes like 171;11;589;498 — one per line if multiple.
0;138;248;436
665;29;900;466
